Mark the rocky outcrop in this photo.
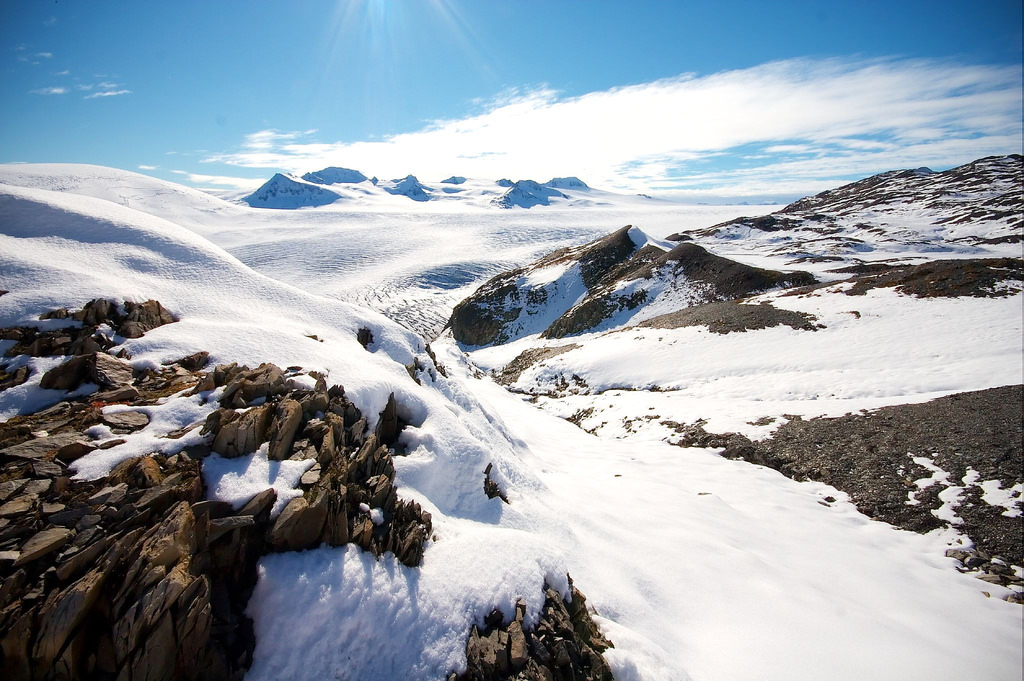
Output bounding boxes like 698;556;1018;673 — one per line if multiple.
638;300;819;334
197;365;430;566
0;445;265;681
449;225;815;346
0;300;437;679
824;257;1023;298
453;578;614;681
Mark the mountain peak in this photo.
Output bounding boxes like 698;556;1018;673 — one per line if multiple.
301;167;368;185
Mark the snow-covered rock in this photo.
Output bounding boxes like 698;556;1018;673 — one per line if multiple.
243;173;342;209
441;176;466;185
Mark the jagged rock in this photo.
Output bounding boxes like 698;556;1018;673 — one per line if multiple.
483;463;508;503
357;327;373;349
456;579;613;681
118;300;175;339
267;496;327;552
15;528;74;567
39;352;135;392
176;351;210;371
208;404;275;457
0;365;30;392
220;363;288;408
92;352;134;387
1;432;86;461
375;392;400;447
72;298;117;326
39;355;91;391
266;399;303;460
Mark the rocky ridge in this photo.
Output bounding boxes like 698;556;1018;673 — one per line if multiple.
449;225;815;346
672;154;1023;262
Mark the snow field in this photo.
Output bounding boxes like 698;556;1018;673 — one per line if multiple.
2;164;1021;680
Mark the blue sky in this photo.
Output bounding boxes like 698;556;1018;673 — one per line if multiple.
1;0;1021;201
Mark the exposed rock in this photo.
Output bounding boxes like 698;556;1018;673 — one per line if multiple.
639;300;819;334
266;399;303;460
92;352;134;387
220;363;287;408
102;411;151;432
374;392;401;447
831;257;1023;299
449;224;815;346
267;496;327;552
39;355;91;391
483;463;508;503
207;404;275;457
0;365;30;393
497;345;580;386
118;300;176;339
357;327;374;349
456;578;613;681
14;528;74;566
175;352;210;372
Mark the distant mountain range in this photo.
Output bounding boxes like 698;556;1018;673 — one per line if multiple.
242;167;601;209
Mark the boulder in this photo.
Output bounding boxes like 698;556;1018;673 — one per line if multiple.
209;404;275;457
92;352;134;388
118;300;175;339
267;496;327;551
39;355;91;391
266;399;303;460
102;411;150;432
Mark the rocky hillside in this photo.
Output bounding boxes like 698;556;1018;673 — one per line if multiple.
0;298;615;681
448;225;814;346
673;154;1023;263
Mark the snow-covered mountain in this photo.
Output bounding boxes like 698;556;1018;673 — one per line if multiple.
378;174;431;201
242;166;624;209
490;179;568;209
243;172;343;208
675;154;1023;263
546;176;589;190
301;166;369;185
449;225;815;346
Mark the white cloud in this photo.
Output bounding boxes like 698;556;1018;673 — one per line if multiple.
202;57;1022;198
35;52;52;59
170;170;262;191
30;86;67;95
84;89;131;99
137;164;159;170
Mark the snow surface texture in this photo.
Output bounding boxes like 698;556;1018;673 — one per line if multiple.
1;163;1022;680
